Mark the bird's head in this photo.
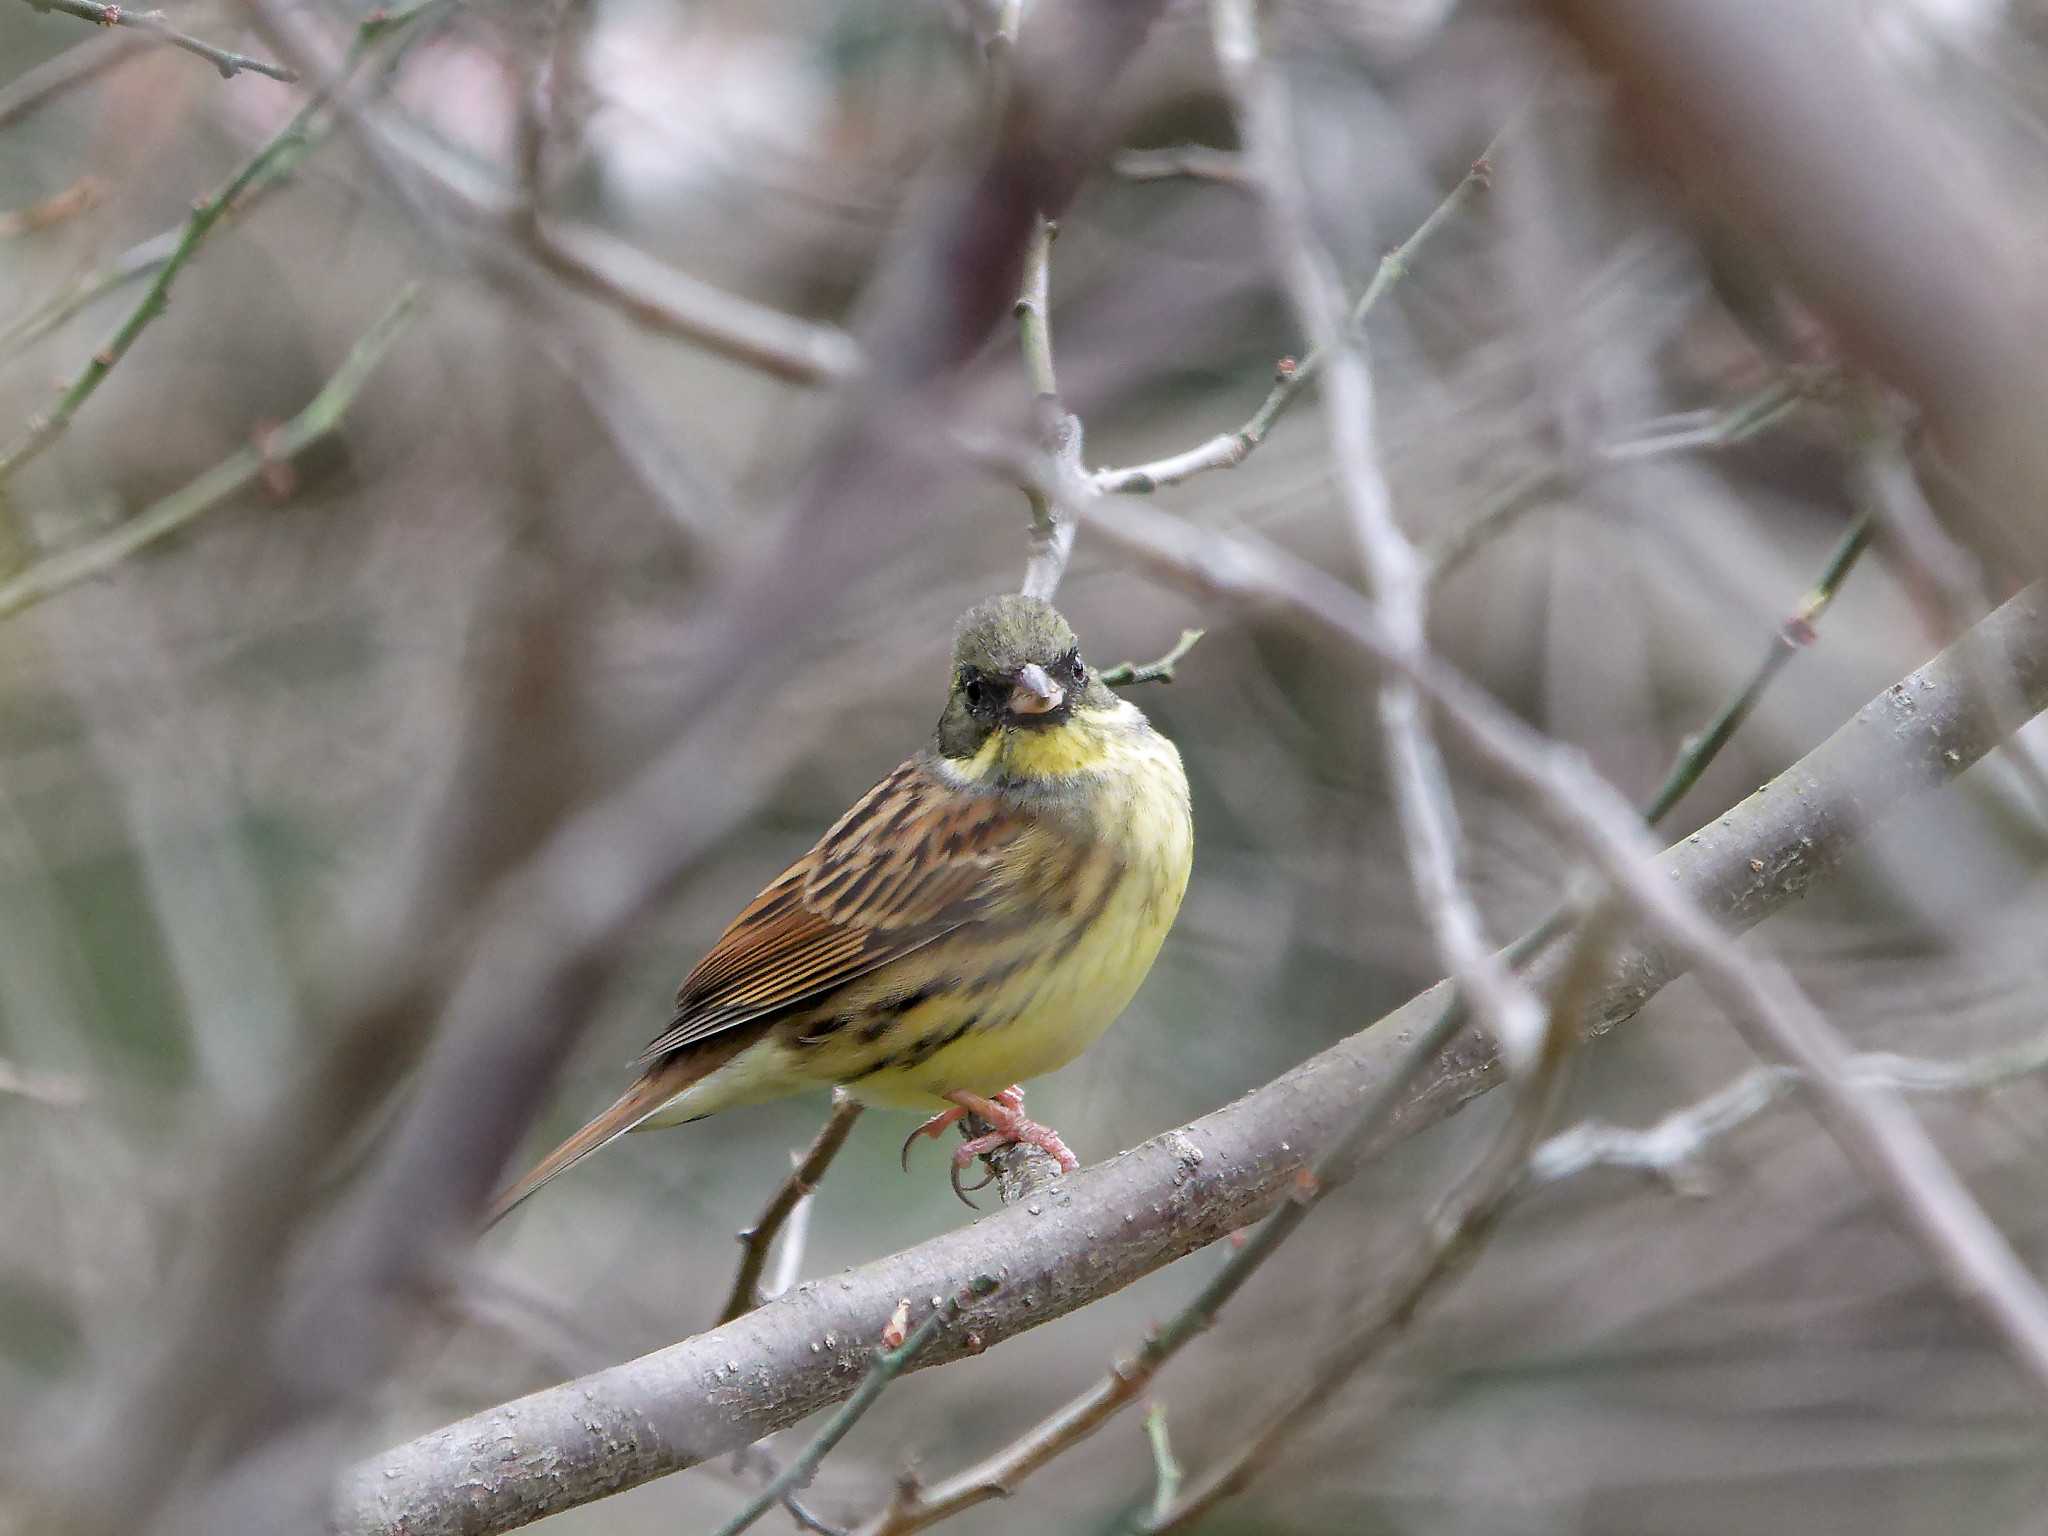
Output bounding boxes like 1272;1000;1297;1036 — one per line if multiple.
935;594;1117;761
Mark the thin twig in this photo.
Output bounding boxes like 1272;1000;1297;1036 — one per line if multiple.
0;176;103;238
1089;495;2048;1405
708;1281;997;1536
1112;145;1250;188
1596;369;1832;463
1142;910;1610;1532
0;122;314;478
503;0;857;390
0;1057;87;1106
718;1092;865;1325
1641;505;1875;825
761;1158;816;1303
781;1492;849;1536
731;1442;854;1536
1;229;176;359
1014;215;1082;601
1425;451;1878;987
1141;1404;1181;1526
1214;0;1545;1071
1419;465;1562;587
0;285;420;623
360;45;862;389
0;32;148;131
0;1;440;482
1532;1031;2048;1187
1089;127;1499;497
1015;216;1057;399
983;2;1083;604
0;6;450;363
17;0;297;81
1098;628;1204;688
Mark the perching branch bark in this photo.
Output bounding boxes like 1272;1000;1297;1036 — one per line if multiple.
334;582;2048;1536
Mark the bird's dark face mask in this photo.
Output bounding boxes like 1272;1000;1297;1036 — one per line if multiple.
937;657;1077;756
935;594;1118;759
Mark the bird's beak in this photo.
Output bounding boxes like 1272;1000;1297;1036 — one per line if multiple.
1006;662;1065;716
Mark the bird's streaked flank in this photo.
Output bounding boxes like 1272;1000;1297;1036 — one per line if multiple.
489;595;1193;1223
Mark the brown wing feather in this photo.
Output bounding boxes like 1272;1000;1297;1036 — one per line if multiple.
636;756;1032;1063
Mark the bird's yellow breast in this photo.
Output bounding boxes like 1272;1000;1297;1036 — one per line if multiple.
849;700;1194;1105
658;697;1192;1120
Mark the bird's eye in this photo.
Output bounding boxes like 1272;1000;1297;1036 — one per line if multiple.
963;674;986;708
1065;651;1086;685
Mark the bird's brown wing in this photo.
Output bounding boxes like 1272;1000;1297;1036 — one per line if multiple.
490;756;1050;1226
635;755;1037;1063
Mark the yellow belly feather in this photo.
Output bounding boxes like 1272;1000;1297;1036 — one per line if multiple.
647;698;1191;1122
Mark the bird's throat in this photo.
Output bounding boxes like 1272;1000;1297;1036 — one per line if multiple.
957;705;1132;784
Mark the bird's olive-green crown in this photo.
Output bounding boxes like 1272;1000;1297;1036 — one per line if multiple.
934;594;1117;759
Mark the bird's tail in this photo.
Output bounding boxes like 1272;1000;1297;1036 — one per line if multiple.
485;1075;676;1229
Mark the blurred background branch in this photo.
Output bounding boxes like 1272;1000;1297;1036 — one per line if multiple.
15;0;296;83
0;282;418;620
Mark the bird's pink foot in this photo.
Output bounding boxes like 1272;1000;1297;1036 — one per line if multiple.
899;1085;1028;1172
943;1088;1079;1174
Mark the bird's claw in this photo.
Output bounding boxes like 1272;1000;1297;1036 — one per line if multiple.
901;1086;1074;1207
901;1106;968;1173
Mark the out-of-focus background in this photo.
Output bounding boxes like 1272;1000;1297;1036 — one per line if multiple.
6;0;2048;1531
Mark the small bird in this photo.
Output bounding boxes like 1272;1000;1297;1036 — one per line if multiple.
488;594;1193;1223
